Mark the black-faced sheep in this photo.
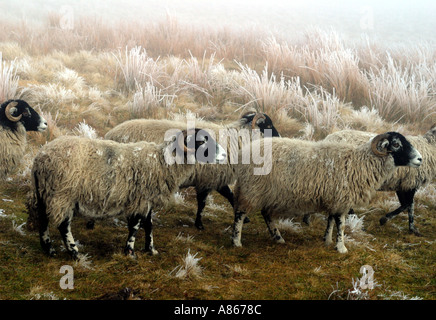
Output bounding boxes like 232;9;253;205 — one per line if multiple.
324;126;436;235
231;132;422;253
30;129;226;259
0;99;47;179
104;111;280;230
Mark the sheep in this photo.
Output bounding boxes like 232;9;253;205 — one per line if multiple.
323;126;436;235
104;111;280;230
30;128;227;259
231;132;422;253
0;99;47;179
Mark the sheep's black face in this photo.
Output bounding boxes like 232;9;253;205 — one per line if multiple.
241;112;280;137
185;129;227;164
385;132;422;167
0;100;47;132
257;113;280;137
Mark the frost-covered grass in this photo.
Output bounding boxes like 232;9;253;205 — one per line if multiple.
0;14;434;300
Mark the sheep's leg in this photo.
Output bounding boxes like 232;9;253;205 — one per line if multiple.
380;190;415;228
334;213;348;253
407;201;422;236
195;188;210;230
217;185;250;224
261;209;285;244
232;209;247;247
143;208;158;255
323;215;335;247
58;216;79;260
86;219;95;230
124;214;142;257
37;197;56;257
217;185;234;207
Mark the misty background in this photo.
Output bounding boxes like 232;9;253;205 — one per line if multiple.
1;0;435;45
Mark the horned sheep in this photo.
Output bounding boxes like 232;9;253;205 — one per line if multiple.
323;126;436;235
231;132;422;253
104;111;280;230
0;99;47;179
30;129;226;259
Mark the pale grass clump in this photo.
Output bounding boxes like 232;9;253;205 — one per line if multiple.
12;220;26;236
298;88;344;136
130;82;176;118
114;46;165;93
0;59;19;101
366;54;436;123
55;68;86;91
73;120;99;139
170;250;203;279
233;62;295;113
340;106;387;132
29;287;61;300
345;214;365;235
21;84;77;111
175;232;195;243
276;218;302;233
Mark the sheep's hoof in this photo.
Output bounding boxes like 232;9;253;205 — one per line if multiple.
379;216;388;226
232;239;242;247
336;245;348;254
47;248;57;257
324;237;333;247
195;220;205;230
274;236;285;244
42;245;57;257
124;247;136;257
410;228;423;237
86;220;95;230
70;250;79;261
144;248;159;256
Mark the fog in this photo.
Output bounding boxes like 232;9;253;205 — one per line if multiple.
1;0;435;44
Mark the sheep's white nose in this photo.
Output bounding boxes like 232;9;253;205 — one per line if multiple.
410;150;422;167
216;144;227;162
38;118;48;131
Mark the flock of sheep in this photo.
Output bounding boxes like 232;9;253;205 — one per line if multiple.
1;99;434;260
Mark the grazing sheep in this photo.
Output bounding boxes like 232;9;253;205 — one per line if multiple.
323;126;436;235
30;129;226;259
104;111;280;230
0;99;47;179
231;132;422;253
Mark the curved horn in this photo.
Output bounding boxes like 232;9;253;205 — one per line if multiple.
178;129;196;153
251;113;266;129
371;133;390;157
5;101;22;122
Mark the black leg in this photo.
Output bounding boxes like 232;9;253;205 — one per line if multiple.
217;185;250;224
38;199;55;257
195;188;210;230
380;190;416;230
58;217;79;260
124;214;142;256
261;209;284;243
143;208;158;255
86;219;95;230
217;185;234;207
